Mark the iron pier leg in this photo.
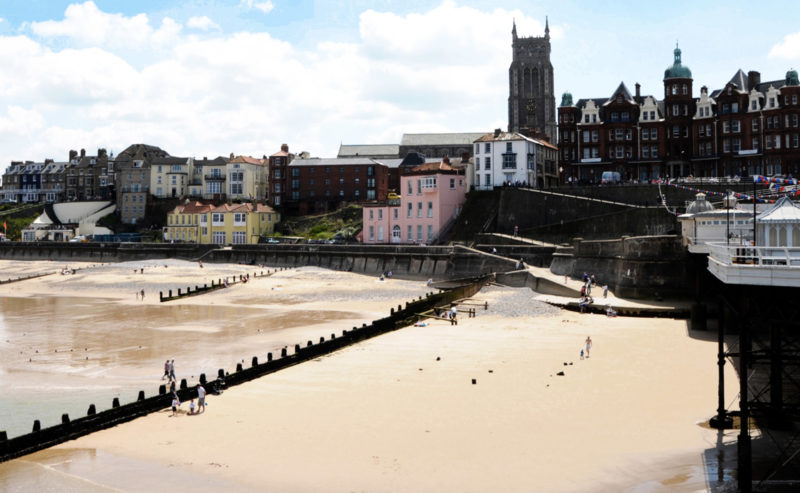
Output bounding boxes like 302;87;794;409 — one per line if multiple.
738;321;752;493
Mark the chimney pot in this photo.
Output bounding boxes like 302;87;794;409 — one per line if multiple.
281;143;289;152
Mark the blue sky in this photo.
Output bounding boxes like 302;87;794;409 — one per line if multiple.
0;1;799;170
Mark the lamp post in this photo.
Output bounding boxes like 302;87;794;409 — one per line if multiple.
726;189;731;245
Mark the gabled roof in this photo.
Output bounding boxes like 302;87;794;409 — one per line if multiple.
756;196;800;222
194;157;228;167
152;156;191;165
473;131;532;143
210;202;276;214
602;82;634;105
174;201;214;215
727;69;748;92
408;161;456;173
228;155;266;165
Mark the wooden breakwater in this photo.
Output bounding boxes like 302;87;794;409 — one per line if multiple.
159;268;285;302
0;274;491;463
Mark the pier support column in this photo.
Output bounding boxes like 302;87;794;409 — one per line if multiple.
738;319;752;493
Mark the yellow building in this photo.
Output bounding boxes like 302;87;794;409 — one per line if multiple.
227;155;269;201
163;201;214;243
165;201;279;244
203;202;278;244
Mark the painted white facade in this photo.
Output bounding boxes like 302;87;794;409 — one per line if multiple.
472;133;539;190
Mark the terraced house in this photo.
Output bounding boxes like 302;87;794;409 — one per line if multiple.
164;201;278;245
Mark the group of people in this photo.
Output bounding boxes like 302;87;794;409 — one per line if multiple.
163;359;207;416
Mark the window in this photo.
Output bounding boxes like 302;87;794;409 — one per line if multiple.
417;225;423;243
450;178;455;189
407;180;412;194
417;202;423;218
752;100;758;110
651;146;658;158
427;202;433;218
232;231;246;244
427;225;433;242
378;209;383;220
583;131;590;143
649;111;655;120
378;226;384;242
502;153;516;169
682;84;687;95
642;147;650;158
407;202;412;218
369;226;374;241
484;143;490;153
339;178;344;185
292;168;300;177
753;119;760;132
615;129;623;140
484;174;491;186
723;139;731;152
753;138;759;151
723;121;730;133
673;126;679;137
673;104;679;116
732;102;739;113
408;225;413;242
733;138;741;152
234;213;246;225
506;142;512;152
485;157;491;169
591;130;598;142
699;126;705;137
369;209;373;220
393;208;398;219
212;231;226;245
732;121;740;133
611;112;619;122
212;213;224;225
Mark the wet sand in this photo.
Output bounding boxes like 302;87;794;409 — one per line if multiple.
0;260;432;438
1;270;741;492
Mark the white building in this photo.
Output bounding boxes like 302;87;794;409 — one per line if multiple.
472;130;557;190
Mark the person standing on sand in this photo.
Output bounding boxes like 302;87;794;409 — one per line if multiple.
197;384;206;413
162;360;170;380
171;396;180;416
585;336;592;358
140;289;145;300
169;359;175;380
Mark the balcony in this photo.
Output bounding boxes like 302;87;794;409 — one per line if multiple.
204;174;226;181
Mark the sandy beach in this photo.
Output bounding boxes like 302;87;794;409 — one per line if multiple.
0;260;740;492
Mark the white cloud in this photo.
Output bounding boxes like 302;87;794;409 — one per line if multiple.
241;0;274;14
187;16;219;31
769;32;800;60
0;1;550;169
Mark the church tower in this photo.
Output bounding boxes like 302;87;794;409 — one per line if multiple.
508;17;556;143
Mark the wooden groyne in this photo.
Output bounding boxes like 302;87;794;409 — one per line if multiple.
0;274;492;462
159;268;284;302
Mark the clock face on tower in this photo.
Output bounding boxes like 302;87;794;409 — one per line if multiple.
526;99;536;114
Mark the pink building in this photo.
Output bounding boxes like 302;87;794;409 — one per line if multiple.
362;160;467;244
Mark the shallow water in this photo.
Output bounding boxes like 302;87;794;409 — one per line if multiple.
0;294;366;438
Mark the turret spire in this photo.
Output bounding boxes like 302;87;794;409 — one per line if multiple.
512;18;517;39
545;16;550;39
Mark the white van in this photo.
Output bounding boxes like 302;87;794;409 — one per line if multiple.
601;171;621;184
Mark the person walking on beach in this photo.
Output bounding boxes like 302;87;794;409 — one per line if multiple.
169;359;175;381
603;284;609;298
140;289;145;300
585;336;592;358
197;384;206;413
162;360;170;380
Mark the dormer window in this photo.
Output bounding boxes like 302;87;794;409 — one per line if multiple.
751;100;758;110
616;95;622;104
682;84;687;95
769;97;776;108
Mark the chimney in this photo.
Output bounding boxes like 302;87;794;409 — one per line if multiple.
493;128;501;138
69;150;78;161
443;155;450;165
45;158;54;164
635;82;641;101
748;71;761;91
230;152;234;159
98;148;107;158
701;85;708;96
281;143;289;153
80;149;86;158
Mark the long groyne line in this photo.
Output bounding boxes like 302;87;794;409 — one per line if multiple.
159;268;283;302
0;274;492;463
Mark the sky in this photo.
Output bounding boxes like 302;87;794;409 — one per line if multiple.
1;0;800;170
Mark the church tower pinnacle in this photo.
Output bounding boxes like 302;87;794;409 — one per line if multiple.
508;18;556;143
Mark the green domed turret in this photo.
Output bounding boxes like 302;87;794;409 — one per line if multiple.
786;68;799;86
664;44;692;80
560;92;574;107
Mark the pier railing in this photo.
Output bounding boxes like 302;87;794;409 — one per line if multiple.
707;242;800;267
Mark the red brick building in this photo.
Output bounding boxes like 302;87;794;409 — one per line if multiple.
285;157;389;214
558;46;800;183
